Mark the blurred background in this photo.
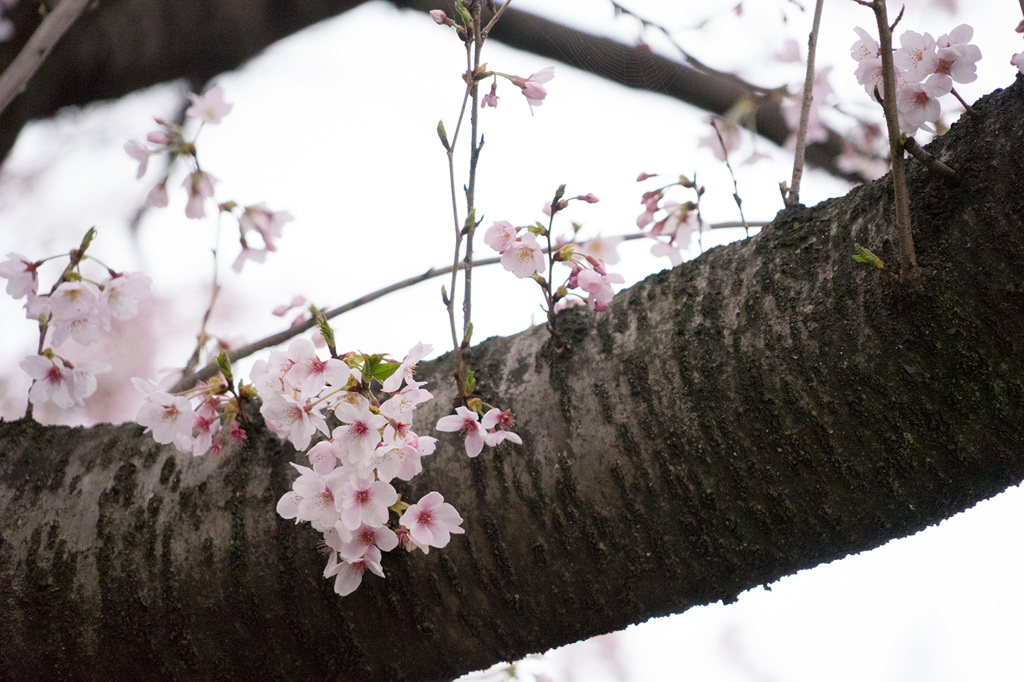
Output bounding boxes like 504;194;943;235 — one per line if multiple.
1;1;1022;679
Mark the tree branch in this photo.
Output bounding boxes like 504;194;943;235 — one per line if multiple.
2;79;1023;680
0;0;860;181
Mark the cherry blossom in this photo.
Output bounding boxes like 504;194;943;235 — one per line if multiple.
20;354;107;409
133;382;196;447
124;139;150;178
500;232;545;279
510;66;555;111
482;80;499;108
186;85;233;125
436;406;487;457
484;220;519;254
0;253;39;298
381;341;432;393
99;272;152;322
399;491;465;553
334;397;387;460
325;544;384;597
183;170;217;219
145;181;169;208
1013;53;1024;76
336;473;398;532
260;392;327;451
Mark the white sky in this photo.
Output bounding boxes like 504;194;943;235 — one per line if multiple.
2;0;1023;679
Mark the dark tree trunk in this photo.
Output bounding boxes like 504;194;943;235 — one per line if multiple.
2;79;1024;681
0;0;853;179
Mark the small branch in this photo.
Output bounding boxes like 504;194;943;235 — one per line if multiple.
950;87;977;118
0;0;92;117
710;120;750;237
903;137;959;186
870;0;918;278
169;223;766;392
785;0;825;207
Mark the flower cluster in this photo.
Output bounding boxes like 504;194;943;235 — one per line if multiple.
484;190;622;311
258;339;475;596
133;374;247;456
436;405;522;457
125;85;293;271
635;174;702;266
430;10;555;114
1012;20;1024;75
851;24;981;135
1;232;151;411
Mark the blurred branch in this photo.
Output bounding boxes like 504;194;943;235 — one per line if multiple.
0;0;92;117
0;0;861;182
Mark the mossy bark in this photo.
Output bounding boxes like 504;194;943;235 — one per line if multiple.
2;80;1024;680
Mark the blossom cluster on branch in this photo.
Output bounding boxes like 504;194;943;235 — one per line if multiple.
851;23;981;135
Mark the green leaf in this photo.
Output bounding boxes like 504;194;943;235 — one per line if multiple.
372;362;402;383
214;350;234;385
437;120;449;150
464;369;477;396
852;243;887;270
453;0;472;28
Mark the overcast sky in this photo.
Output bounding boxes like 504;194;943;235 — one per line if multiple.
2;1;1023;680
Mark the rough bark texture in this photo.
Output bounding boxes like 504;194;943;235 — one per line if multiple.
0;0;853;179
2;79;1024;680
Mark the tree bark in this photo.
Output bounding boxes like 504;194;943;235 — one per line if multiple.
2;79;1024;680
0;0;855;179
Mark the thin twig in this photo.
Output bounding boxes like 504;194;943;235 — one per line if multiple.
710;120;750;237
870;0;918;278
903;137;959;186
785;0;825;207
170;222;766;391
0;0;92;117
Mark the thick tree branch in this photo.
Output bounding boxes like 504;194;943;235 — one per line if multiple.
2;81;1023;680
0;0;857;180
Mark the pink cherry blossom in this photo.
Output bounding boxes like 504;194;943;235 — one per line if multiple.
580;235;623;266
325;544;384;596
381;341;432;393
481;408;522;447
183;170;217;219
124;139;150;178
99;272;151;321
436;406;486;457
511;66;555;111
341;522;399;561
337;473;398;532
260;392;327;451
145;181;169;208
850;26;880;63
334;397;387;461
186;85;233;124
239;203;293;253
21;354;106;409
134;384;196;446
484;220;519;254
481;80;499;108
1013;53;1024;76
577;269;624;310
897;77;946;134
500;232;545;279
0;252;39;298
399;491;465;553
284;337;351;395
895;30;940;83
